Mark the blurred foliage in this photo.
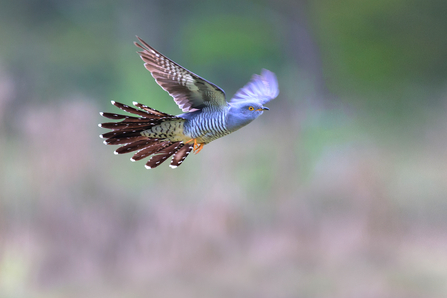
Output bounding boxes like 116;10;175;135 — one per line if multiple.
314;0;447;91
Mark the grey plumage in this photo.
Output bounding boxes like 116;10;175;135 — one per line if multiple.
99;36;279;169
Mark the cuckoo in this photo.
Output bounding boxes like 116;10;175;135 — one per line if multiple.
99;37;279;169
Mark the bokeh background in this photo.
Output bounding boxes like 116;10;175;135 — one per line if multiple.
1;0;447;297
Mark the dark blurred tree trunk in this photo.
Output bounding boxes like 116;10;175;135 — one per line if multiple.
274;0;328;103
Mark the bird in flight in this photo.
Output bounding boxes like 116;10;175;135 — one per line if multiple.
99;36;279;169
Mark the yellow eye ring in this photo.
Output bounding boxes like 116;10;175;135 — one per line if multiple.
248;106;255;111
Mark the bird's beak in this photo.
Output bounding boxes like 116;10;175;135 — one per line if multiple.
256;107;269;111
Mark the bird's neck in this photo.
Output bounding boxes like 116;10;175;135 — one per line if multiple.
225;109;255;133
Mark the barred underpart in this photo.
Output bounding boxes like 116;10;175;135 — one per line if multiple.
183;106;230;143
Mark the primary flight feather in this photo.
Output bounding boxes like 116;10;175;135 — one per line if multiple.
99;36;279;169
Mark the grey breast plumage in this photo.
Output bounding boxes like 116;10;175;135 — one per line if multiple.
182;106;231;144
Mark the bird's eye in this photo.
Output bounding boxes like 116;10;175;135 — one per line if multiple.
248;106;255;111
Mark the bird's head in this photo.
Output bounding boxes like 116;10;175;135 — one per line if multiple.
225;69;278;133
226;101;269;132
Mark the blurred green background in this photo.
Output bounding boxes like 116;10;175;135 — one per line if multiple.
1;0;447;297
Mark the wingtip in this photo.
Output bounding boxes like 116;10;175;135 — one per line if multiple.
98;123;102;128
111;100;116;105
113;151;119;155
144;164;152;169
261;68;272;74
130;157;136;162
134;36;147;49
169;165;178;169
132;101;138;106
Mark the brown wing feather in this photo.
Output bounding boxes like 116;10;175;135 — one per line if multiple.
134;36;227;112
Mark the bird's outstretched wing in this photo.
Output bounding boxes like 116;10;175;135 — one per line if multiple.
230;69;279;105
135;36;227;112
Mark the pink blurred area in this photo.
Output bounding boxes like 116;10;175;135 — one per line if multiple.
1;88;447;297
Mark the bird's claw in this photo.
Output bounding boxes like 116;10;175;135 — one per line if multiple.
185;139;204;154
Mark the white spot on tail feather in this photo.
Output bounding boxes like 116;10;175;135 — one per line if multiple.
169;165;178;169
114;151;119;155
145;165;152;169
111;100;115;105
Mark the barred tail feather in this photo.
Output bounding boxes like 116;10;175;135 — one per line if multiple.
114;139;161;154
130;141;170;161
145;142;182;169
100;130;144;141
170;144;193;168
100;112;134;120
132;102;169;117
105;135;149;145
111;101;171;119
99;121;158;130
99;101;190;169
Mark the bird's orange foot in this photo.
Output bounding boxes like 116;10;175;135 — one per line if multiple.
194;144;204;154
185;139;205;154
